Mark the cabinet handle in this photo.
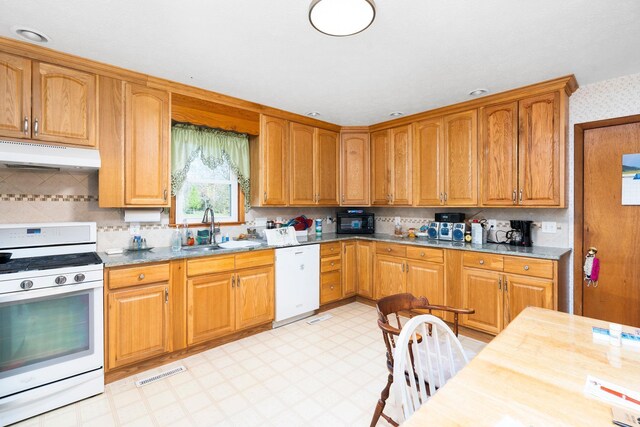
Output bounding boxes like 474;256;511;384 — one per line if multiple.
163;189;168;201
164;287;168;303
498;278;502;290
519;189;523;203
504;278;508;292
444;192;448;202
264;192;267;202
232;276;235;287
23;117;29;135
512;190;517;205
237;277;240;287
344;245;346;254
342;195;345;203
524;265;529;271
402;263;405;272
138;273;145;280
479;260;485;265
33;118;39;136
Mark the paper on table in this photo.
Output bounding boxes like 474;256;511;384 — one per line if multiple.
585;375;640;412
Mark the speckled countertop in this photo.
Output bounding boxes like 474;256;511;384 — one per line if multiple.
100;233;571;267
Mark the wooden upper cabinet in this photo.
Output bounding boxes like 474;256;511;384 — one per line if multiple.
390;125;412;205
315;128;340;205
0;52;31;139
370;129;390;205
413;118;444;206
444;110;478;206
124;83;170;206
518;92;562;206
480;102;518;206
340;132;370;206
235;266;274;330
289;122;316;205
261;115;289;205
32;62;96;147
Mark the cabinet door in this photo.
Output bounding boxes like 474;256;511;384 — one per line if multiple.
407;260;445;314
236;266;274;329
357;241;374;298
0;52;31;139
375;255;406;299
444;110;478;206
342;241;357;297
31;62;96;147
321;270;343;305
187;273;235;345
518;92;561;206
124;83;170;206
390;125;412;205
316;128;340;205
504;274;553;325
261;115;289;205
413;118;444;206
370;130;390;205
289;122;316;205
480;102;518;206
340;132;370;206
462;268;502;334
107;283;170;369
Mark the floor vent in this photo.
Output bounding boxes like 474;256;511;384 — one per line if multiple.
306;314;333;325
135;366;187;387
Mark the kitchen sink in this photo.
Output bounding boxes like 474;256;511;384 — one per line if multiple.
181;245;221;251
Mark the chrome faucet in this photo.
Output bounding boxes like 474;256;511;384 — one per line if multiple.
202;207;218;245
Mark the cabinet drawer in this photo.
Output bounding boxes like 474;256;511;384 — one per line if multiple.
376;242;407;258
235;249;274;270
463;252;504;271
321;242;342;257
406;246;444;263
187;255;235;277
109;263;170;289
320;271;342;304
321;256;341;273
504;257;554;279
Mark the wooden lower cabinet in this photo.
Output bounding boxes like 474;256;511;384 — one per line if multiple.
407;259;444;303
236;266;275;329
374;255;406;299
504;273;553;323
342;241;357;297
462;268;503;334
321;270;342;304
356;241;374;298
187;272;235;345
107;283;170;369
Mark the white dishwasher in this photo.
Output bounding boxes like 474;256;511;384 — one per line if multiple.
274;244;320;327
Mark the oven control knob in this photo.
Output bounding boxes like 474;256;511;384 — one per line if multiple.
55;276;67;285
20;280;33;290
74;274;86;283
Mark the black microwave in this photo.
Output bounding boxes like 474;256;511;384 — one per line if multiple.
336;211;375;234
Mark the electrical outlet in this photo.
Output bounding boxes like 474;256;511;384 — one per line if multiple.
542;222;557;233
487;219;497;228
394;216;401;225
129;224;141;236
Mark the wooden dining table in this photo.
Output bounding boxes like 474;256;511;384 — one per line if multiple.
403;307;640;426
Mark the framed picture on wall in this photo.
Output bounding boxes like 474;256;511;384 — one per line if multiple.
622;153;640;205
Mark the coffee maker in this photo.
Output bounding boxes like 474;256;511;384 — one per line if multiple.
507;220;533;247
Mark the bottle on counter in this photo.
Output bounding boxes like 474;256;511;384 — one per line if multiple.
171;226;182;252
315;218;323;236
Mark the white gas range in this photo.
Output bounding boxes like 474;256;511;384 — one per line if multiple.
0;222;104;425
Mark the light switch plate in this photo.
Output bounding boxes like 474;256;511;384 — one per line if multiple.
542;222;557;233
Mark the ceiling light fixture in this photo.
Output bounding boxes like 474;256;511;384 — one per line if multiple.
307;112;321;117
469;88;489;97
309;0;376;37
13;27;50;43
389;112;404;117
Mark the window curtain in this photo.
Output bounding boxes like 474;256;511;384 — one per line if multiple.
170;122;250;208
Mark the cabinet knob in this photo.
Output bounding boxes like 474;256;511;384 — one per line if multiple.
524;265;530;271
420;252;425;257
479;260;485;265
330;261;335;266
330;285;334;290
138;273;145;280
387;248;392;252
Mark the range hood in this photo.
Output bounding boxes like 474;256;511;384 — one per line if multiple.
0;140;101;170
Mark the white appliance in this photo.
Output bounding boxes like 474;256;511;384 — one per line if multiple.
0;223;104;426
0;140;101;170
274;244;320;327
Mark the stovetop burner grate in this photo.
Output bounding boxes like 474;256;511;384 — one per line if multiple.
0;252;103;274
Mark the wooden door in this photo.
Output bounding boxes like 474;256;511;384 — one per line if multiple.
481;102;518;206
407;260;445;318
444;110;478;206
370;130;390;205
390;125;413;205
340;132;370;205
261;115;288;205
356;241;374;298
289;122;316;205
583;121;640;327
462;268;502;334
187;273;235;345
31;62;96;147
320;270;342;304
504;274;553;326
107;284;170;369
342;241;357;297
0;52;31;139
124;83;170;206
235;266;274;329
316;128;340;205
518;92;561;206
413;118;444;206
375;255;406;299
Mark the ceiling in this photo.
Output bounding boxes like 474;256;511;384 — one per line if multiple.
2;0;640;125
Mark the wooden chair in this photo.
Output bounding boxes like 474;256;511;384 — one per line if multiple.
370;293;474;427
393;314;468;420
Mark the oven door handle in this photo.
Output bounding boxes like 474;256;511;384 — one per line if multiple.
0;281;103;303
